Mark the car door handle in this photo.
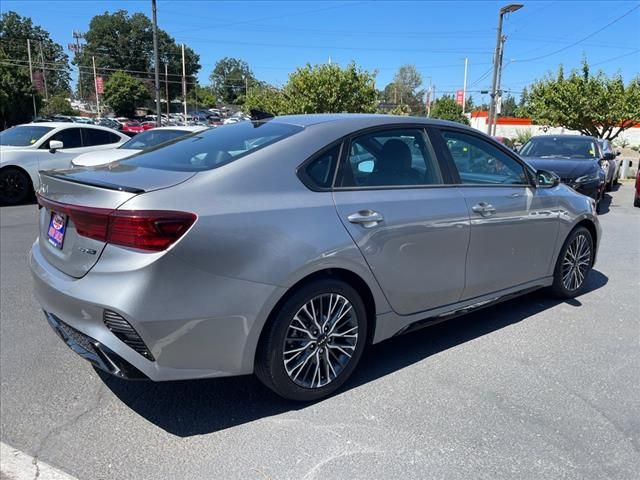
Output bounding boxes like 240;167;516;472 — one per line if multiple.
347;210;384;227
471;202;496;216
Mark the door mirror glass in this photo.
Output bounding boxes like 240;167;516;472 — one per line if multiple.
536;169;560;188
49;140;64;152
603;152;616;161
357;160;374;173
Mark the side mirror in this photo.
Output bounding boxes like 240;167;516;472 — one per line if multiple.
616;151;621;156
603;152;616;161
536;169;560;188
49;140;64;153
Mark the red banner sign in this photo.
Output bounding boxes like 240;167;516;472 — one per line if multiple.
455;89;464;106
96;76;104;94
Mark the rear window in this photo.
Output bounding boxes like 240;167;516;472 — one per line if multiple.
123;121;303;171
120;129;195;150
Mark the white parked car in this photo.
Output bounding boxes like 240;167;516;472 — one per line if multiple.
0;123;129;204
71;126;207;168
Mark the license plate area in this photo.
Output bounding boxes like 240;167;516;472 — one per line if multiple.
47;211;67;249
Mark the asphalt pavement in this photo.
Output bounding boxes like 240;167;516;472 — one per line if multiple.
1;183;639;480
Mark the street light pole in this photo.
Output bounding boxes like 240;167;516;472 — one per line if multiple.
487;3;523;135
151;0;162;127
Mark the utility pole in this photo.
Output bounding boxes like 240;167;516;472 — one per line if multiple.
165;63;170;117
493;36;507;135
38;41;49;102
151;0;162;126
462;57;468;114
181;43;187;125
92;56;100;117
27;39;37;118
487;4;523;135
72;31;84;102
426;78;433;117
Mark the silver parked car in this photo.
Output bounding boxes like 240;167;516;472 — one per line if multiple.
31;115;600;401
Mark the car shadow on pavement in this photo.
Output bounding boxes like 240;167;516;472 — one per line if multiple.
100;270;608;437
598;193;613;215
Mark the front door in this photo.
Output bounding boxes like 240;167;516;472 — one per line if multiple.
333;127;470;316
436;128;559;300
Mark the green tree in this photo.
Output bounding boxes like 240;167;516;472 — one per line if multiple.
524;60;640;140
103;71;149;117
0;11;71;95
243;85;288;115
188;85;217;109
75;10;200;101
209;57;257;105
499;94;518;117
381;65;425;115
284;62;378;114
41;93;77;116
0;50;40;128
429;95;470;125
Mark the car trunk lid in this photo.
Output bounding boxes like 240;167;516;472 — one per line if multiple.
37;166;196;278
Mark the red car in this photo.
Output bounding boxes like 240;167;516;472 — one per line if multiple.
121;121;144;134
141;121;156;131
634;168;640;207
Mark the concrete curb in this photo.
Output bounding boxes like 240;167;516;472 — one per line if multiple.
0;442;78;480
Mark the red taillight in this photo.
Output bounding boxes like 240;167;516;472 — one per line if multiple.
37;195;196;252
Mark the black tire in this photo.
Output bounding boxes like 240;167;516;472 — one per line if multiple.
550;226;594;299
634;196;640;208
605;177;612;192
0;167;32;205
255;279;368;402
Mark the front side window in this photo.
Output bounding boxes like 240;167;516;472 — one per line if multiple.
46;128;83;149
340;129;443;188
0;126;54;146
124;121;303;172
442;130;528;185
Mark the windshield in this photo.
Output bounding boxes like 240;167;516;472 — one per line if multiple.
519;137;599;159
123;121;303;172
120;129;196;150
0;126;54;146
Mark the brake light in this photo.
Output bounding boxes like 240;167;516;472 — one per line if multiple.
37;195;196;251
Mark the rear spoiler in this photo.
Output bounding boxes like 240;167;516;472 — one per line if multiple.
39;171;145;194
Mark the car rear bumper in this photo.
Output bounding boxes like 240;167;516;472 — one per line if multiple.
30;240;285;381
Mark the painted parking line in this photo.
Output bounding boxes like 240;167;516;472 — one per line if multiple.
0;442;78;480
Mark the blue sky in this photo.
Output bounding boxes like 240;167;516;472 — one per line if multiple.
3;0;639;103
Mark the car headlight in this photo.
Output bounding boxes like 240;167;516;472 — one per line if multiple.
575;173;599;183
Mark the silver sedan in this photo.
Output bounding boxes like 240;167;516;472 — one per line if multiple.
30;114;600;401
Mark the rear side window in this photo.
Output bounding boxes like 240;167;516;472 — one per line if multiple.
301;144;341;190
46;128;82;149
82;128;120;146
124;121;303;171
340;128;443;187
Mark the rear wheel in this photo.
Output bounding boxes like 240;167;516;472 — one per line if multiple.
255;279;367;401
550;226;594;298
0;167;32;205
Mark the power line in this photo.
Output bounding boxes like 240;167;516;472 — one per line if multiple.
514;4;640;63
591;48;640;67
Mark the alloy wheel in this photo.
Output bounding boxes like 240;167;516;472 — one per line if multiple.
561;233;591;291
0;170;28;204
282;293;358;389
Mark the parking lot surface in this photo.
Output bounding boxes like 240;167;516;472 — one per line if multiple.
1;184;639;480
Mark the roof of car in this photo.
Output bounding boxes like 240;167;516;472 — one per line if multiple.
271;113;469;129
27;122;118;131
529;134;596;140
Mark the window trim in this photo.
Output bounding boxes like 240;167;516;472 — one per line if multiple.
333;124;455;191
39;127;83;150
433;126;537;188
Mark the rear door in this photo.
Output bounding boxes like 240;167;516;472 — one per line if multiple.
434;128;559;299
332;126;470;316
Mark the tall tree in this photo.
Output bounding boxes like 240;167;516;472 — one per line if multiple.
499;94;518;117
284;62;378;114
209;57;256;105
243;85;288;115
382;65;425;115
0;50;41;128
75;10;200;101
0;11;70;95
103;71;150;117
429;95;470;125
524;61;640;140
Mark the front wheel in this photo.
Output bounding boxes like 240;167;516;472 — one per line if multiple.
255;279;368;401
550;226;594;298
